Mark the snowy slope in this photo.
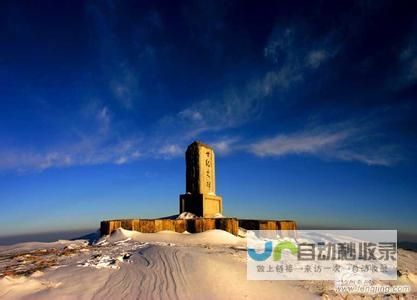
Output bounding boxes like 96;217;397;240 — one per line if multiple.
0;229;416;299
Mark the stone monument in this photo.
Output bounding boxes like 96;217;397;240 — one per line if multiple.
179;141;223;217
100;141;296;236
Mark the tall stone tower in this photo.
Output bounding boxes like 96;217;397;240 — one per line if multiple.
179;141;223;217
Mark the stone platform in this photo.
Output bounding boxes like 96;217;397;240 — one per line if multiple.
100;142;296;238
100;218;296;236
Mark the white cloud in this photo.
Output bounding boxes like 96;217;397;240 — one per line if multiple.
262;25;339;91
146;28;340;160
96;106;111;134
0;106;142;173
211;137;240;155
115;156;128;165
402;55;417;82
257;67;303;93
153;25;341;145
178;108;203;121
248;125;400;166
249;129;350;157
0;138;142;173
306;50;329;69
131;151;141;158
87;2;141;110
110;67;139;109
158;144;183;158
397;29;417;86
156;86;262;146
333;147;400;167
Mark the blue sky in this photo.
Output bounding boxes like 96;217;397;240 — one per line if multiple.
1;1;417;240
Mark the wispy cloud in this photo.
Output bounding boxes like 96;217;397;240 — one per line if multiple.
109;66;139;109
249;129;351;157
306;50;329;69
261;25;340;90
158;144;183;158
399;40;417;85
152;86;262;153
177;87;262;135
0;139;142;173
0;105;142;173
87;2;148;110
96;106;111;134
248;124;401;166
331;146;401;167
0;11;407;173
154;24;341;146
140;24;347;163
210;137;240;155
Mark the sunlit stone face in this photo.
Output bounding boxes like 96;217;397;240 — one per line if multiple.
185;142;216;195
181;141;222;217
198;145;216;195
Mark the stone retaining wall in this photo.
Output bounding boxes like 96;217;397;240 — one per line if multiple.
238;219;297;231
100;218;239;236
100;218;296;236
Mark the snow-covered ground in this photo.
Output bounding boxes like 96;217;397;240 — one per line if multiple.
0;229;416;299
